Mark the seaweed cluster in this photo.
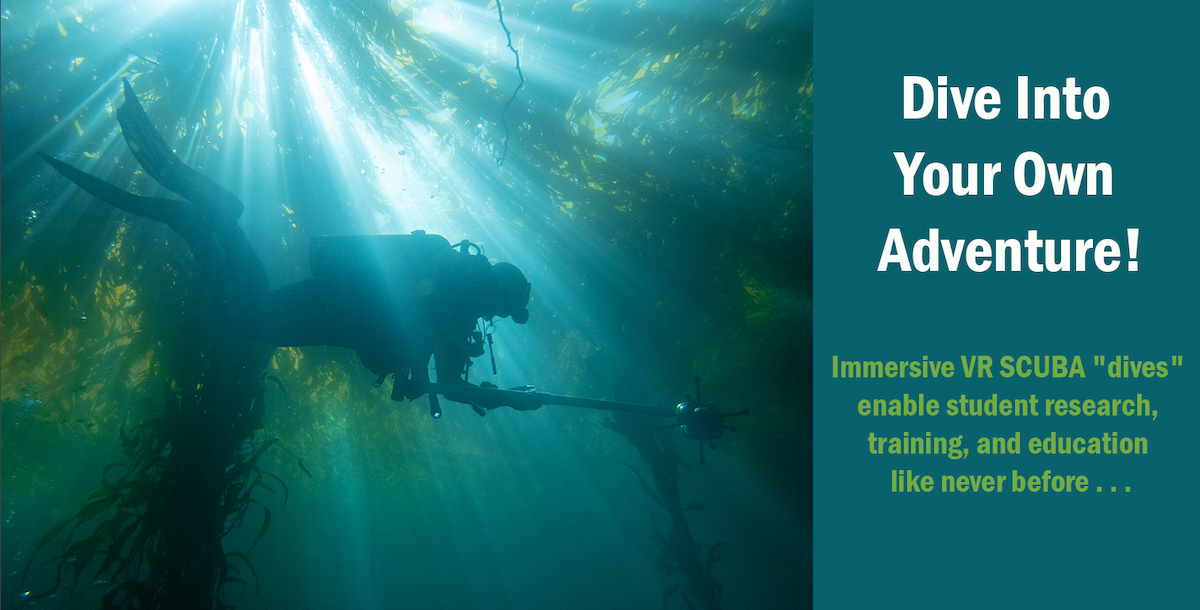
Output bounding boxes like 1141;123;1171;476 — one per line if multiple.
606;412;725;610
25;333;278;609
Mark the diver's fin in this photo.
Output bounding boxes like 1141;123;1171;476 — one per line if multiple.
115;78;244;223
39;152;191;225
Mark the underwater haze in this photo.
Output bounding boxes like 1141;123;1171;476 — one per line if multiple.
1;0;811;608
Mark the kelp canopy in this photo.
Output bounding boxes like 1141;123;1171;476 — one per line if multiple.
1;0;811;608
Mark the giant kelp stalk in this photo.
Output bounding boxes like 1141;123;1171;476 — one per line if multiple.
18;72;290;608
27;331;279;609
605;411;725;610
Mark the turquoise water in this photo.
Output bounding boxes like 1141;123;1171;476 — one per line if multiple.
1;1;811;608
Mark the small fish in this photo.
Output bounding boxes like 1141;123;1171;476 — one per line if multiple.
74;315;88;326
297;460;312;478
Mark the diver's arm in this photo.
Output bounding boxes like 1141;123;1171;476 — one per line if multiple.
432;342;472;386
41;81;272;344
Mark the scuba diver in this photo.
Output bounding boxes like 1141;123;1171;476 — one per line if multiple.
40;79;531;404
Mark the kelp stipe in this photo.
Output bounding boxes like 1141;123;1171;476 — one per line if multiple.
605;411;727;610
24;339;284;610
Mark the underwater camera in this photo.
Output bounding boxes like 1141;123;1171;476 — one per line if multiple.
667;378;750;464
428;376;748;465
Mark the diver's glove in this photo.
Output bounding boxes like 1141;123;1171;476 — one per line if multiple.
472;382;541;411
390;368;430;401
498;383;543;411
474;382;505;411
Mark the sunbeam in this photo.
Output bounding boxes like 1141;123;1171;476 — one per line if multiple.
2;1;811;608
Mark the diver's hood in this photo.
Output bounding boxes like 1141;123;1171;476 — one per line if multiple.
493;262;530;324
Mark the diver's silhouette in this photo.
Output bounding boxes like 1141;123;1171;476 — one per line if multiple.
40;79;530;401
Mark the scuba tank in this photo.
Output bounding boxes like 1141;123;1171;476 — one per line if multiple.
309;230;451;288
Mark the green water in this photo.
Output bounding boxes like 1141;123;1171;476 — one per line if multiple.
1;1;811;608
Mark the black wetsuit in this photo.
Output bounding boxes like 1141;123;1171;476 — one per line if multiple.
41;79;484;398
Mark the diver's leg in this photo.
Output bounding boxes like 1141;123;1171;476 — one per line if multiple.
249;278;343;347
38;153;193;226
40;153;272;343
209;221;273;339
42;82;283;345
115;78;244;224
113;80;277;337
40;153;234;274
110;80;275;330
